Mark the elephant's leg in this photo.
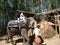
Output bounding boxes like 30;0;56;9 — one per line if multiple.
6;35;10;43
21;28;29;45
10;36;16;45
6;30;11;43
21;28;26;44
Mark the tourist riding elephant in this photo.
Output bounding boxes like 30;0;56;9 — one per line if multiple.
6;13;30;45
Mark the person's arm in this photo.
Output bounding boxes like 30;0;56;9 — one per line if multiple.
33;30;35;35
17;18;20;23
34;21;37;28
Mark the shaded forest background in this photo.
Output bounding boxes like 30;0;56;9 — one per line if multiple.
0;0;60;35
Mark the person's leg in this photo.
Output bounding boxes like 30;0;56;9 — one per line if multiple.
38;36;47;45
38;36;44;44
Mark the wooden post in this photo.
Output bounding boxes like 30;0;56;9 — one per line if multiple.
54;15;57;35
57;15;60;38
59;21;60;38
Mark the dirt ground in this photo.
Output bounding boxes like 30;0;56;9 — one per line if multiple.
0;35;60;45
44;35;60;45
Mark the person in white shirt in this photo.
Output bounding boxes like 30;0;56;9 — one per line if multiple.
33;25;46;45
34;25;41;37
17;12;27;24
20;13;27;23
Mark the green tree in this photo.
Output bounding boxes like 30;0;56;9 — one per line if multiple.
0;0;60;31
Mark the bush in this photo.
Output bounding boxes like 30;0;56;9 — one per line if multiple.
42;25;56;38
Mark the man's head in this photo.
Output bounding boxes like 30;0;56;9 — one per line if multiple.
20;12;24;17
37;25;40;29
